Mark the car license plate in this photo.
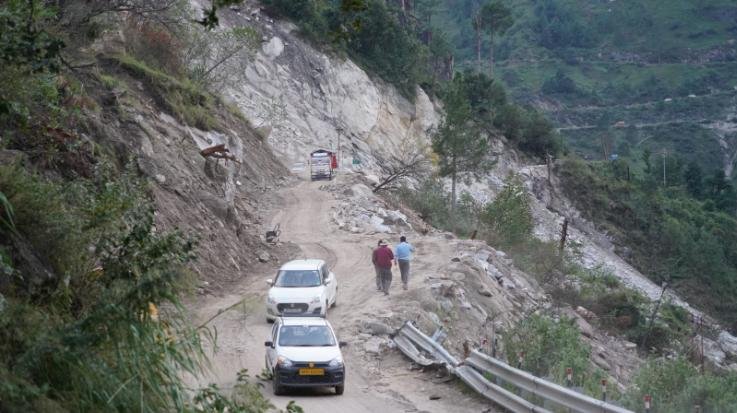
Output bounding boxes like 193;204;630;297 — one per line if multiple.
298;368;324;376
283;308;302;314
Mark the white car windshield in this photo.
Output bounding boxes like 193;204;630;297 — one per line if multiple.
278;325;336;347
275;270;321;287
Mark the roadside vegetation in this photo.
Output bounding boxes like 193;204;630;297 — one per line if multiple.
393;170;735;407
557;157;737;331
0;1;291;411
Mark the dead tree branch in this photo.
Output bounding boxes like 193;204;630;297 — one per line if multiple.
373;143;430;193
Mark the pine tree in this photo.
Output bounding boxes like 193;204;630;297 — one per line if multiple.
431;74;490;215
683;161;703;198
479;1;513;77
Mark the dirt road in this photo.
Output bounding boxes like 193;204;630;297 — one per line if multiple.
191;173;492;412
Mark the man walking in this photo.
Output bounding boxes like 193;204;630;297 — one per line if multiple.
372;240;394;295
395;236;415;290
372;240;382;291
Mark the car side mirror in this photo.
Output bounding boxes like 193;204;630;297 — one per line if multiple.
265;279;273;286
265;341;273;347
339;341;348;348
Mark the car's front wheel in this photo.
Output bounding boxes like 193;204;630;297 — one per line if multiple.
335;384;344;395
273;373;285;396
321;301;328;318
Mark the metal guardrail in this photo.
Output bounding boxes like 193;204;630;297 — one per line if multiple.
466;350;633;413
455;365;552;413
393;322;634;413
392;333;437;367
395;321;459;369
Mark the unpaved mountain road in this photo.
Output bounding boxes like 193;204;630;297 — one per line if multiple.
191;173;493;413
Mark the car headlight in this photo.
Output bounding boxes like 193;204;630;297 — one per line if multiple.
328;357;343;368
267;295;276;304
277;356;293;368
310;296;320;304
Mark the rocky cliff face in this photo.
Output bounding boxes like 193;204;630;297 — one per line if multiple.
209;2;441;173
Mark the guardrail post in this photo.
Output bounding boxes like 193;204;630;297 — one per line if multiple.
601;379;607;402
644;394;652;413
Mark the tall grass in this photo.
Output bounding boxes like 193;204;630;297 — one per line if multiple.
0;164;207;412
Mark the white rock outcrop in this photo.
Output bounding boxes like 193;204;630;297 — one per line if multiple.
214;12;440;173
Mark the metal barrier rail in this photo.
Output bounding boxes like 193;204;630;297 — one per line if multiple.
395;321;459;369
393;322;634;413
466;350;633;413
455;365;552;413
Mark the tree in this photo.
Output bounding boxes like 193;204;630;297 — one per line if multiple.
432;75;490;214
478;1;513;77
704;170;737;214
481;174;533;246
373;139;431;193
683;161;703;198
415;0;442;27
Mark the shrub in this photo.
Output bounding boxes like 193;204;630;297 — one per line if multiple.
624;358;737;412
480;175;533;247
503;314;613;397
113;54;218;130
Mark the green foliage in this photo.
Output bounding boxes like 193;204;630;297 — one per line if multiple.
0;163;212;412
0;0;64;74
533;0;596;49
503;315;613;397
394;179;479;237
189;370;275;413
263;0;425;97
624;358;737;413
346;1;425;97
113;54;218;130
541;70;577;96
432;74;490;191
558;157;737;330
196;0;249;29
480;175;533;247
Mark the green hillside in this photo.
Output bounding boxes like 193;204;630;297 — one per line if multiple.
430;0;737;174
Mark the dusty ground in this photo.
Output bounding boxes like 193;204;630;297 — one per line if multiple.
189;171;495;413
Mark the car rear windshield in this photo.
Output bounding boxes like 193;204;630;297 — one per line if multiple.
278;325;336;347
274;270;321;287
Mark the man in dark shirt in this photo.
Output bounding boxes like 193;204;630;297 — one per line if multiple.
372;240;394;295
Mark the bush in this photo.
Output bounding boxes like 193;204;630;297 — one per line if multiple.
480;175;533;247
557;157;737;331
394;179;479;237
113;54;218;130
503;314;613;397
624;358;737;413
0;164;213;412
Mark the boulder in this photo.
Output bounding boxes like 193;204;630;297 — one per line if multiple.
384;210;408;225
576;306;596;320
364;336;386;354
257;251;271;263
369;215;391;233
718;331;737;358
698;336;727;366
478;288;493;297
361;321;394;336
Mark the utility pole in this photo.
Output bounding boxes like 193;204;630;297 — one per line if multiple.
336;126;343;170
662;149;667;186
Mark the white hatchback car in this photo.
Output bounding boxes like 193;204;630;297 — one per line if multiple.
265;316;346;395
266;259;338;322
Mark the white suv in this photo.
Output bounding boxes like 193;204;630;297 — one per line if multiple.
265;316;346;395
265;259;337;322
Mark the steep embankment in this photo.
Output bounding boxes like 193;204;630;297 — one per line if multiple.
87;52;292;290
205;1;440;172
